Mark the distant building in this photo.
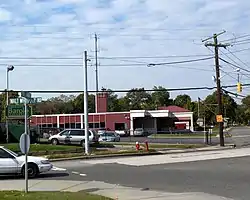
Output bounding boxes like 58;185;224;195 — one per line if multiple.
30;93;194;134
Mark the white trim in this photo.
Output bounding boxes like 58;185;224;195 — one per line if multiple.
32;111;130;117
57;116;60;128
80;114;83;129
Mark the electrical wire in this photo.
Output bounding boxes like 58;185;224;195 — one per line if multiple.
1;83;250;93
219;57;250;73
1;47;249;61
147;57;214;66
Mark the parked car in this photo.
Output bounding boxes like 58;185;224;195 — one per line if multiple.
115;129;130;137
0;146;53;178
48;129;99;146
99;131;120;142
133;128;148;137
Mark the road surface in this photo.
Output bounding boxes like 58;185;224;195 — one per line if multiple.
229;126;250;147
31;145;250;200
121;135;223;144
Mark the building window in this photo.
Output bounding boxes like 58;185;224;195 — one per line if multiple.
100;122;105;128
59;124;65;129
76;123;81;128
115;123;126;130
70;123;76;129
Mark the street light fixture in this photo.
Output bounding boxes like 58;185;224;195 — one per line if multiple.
6;65;14;143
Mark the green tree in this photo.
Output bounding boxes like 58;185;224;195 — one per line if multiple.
0;91;19;122
72;94;95;113
124;88;152;110
174;94;192;109
202;91;237;124
34;94;76;115
151;86;173;109
100;88;124;112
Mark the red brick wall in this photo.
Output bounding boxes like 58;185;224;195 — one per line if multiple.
96;93;108;113
105;113;130;130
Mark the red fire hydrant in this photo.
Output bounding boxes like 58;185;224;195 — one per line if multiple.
145;140;149;151
135;142;140;151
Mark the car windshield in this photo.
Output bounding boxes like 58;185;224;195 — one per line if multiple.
102;132;115;137
3;147;19;157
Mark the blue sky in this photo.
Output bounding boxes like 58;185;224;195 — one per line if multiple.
0;0;250;101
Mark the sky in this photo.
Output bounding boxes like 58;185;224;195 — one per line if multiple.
0;0;250;102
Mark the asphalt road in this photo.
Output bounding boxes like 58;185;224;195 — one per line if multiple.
229;126;250;147
120;136;222;144
41;154;250;200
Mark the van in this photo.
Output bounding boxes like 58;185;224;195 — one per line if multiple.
48;129;99;146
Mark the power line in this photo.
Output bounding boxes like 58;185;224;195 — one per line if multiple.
0;47;249;60
219;57;250;73
226;48;250;70
221;34;250;43
147;57;214;66
1;83;249;94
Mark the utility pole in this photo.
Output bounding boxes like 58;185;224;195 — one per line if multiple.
198;97;200;118
83;51;89;155
202;31;230;147
94;33;99;113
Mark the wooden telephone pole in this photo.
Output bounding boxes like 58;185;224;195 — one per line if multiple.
202;31;230;146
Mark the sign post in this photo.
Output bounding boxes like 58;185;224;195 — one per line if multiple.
20;92;31;193
8;93;41;193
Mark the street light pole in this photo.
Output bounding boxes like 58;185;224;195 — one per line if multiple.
84;51;90;155
6;65;14;143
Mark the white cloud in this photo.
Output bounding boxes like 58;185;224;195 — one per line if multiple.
0;0;249;101
0;8;11;21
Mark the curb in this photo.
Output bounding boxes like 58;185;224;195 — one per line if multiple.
49;151;162;162
49;144;236;162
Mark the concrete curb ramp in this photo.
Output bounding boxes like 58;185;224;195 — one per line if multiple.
0;180;234;200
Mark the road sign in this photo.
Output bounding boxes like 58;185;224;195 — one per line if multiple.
21;92;31;99
7;104;32;119
10;97;42;105
19;133;30;154
9;98;21;104
27;97;42;104
216;115;223;123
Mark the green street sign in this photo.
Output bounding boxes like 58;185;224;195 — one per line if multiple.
7;104;32;119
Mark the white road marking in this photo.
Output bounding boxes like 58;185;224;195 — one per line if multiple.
82;147;250;166
79;174;87;176
232;135;250;138
72;171;80;175
52;167;67;171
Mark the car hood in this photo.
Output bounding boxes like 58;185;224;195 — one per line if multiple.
16;155;48;163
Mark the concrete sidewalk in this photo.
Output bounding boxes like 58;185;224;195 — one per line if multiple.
0;180;233;200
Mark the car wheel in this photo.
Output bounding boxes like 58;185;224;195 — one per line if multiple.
80;140;85;147
51;139;59;145
22;163;38;179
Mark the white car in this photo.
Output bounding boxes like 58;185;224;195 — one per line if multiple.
0;146;53;178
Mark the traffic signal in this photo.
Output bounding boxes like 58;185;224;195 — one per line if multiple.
237;82;242;93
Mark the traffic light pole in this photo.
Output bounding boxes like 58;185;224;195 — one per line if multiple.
203;31;230;147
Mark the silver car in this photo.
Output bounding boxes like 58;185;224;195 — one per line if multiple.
99;131;120;142
48;129;99;146
133;128;148;137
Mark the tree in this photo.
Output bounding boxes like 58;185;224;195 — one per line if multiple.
202;91;237;124
0;91;19;122
100;87;124;112
151;86;173;109
72;94;95;113
174;94;192;109
240;95;250;124
124;88;152;110
34;94;76;115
